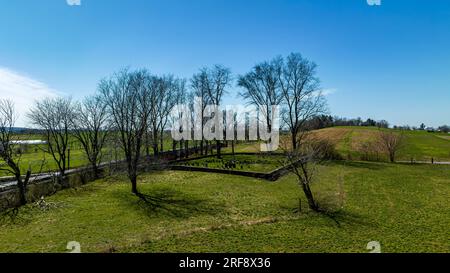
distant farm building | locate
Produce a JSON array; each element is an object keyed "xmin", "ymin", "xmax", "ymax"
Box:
[{"xmin": 9, "ymin": 140, "xmax": 47, "ymax": 154}]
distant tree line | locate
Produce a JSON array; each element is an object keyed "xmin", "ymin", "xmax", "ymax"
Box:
[
  {"xmin": 438, "ymin": 125, "xmax": 450, "ymax": 133},
  {"xmin": 303, "ymin": 115, "xmax": 390, "ymax": 130},
  {"xmin": 392, "ymin": 124, "xmax": 450, "ymax": 133},
  {"xmin": 303, "ymin": 115, "xmax": 450, "ymax": 134}
]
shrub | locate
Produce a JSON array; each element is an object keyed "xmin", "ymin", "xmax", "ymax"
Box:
[{"xmin": 307, "ymin": 139, "xmax": 343, "ymax": 160}]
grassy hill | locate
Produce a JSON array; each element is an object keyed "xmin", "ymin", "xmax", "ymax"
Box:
[{"xmin": 311, "ymin": 126, "xmax": 450, "ymax": 162}]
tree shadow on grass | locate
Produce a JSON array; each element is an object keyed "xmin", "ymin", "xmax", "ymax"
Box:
[
  {"xmin": 114, "ymin": 187, "xmax": 227, "ymax": 219},
  {"xmin": 317, "ymin": 209, "xmax": 376, "ymax": 229},
  {"xmin": 0, "ymin": 206, "xmax": 44, "ymax": 227}
]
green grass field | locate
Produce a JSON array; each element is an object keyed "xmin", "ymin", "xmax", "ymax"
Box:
[
  {"xmin": 312, "ymin": 126, "xmax": 450, "ymax": 162},
  {"xmin": 1, "ymin": 161, "xmax": 448, "ymax": 253}
]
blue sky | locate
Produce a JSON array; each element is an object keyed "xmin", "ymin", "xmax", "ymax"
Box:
[{"xmin": 0, "ymin": 0, "xmax": 449, "ymax": 127}]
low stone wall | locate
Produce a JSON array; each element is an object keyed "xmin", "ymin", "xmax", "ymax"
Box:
[
  {"xmin": 169, "ymin": 165, "xmax": 270, "ymax": 180},
  {"xmin": 167, "ymin": 164, "xmax": 293, "ymax": 182},
  {"xmin": 0, "ymin": 165, "xmax": 105, "ymax": 211},
  {"xmin": 168, "ymin": 153, "xmax": 294, "ymax": 182}
]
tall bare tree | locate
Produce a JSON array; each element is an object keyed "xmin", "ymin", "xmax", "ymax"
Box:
[
  {"xmin": 238, "ymin": 58, "xmax": 283, "ymax": 137},
  {"xmin": 168, "ymin": 78, "xmax": 188, "ymax": 158},
  {"xmin": 158, "ymin": 76, "xmax": 183, "ymax": 154},
  {"xmin": 147, "ymin": 75, "xmax": 163, "ymax": 156},
  {"xmin": 204, "ymin": 65, "xmax": 232, "ymax": 157},
  {"xmin": 279, "ymin": 53, "xmax": 327, "ymax": 149},
  {"xmin": 28, "ymin": 97, "xmax": 74, "ymax": 181},
  {"xmin": 71, "ymin": 95, "xmax": 109, "ymax": 178},
  {"xmin": 0, "ymin": 100, "xmax": 32, "ymax": 205},
  {"xmin": 143, "ymin": 75, "xmax": 182, "ymax": 156},
  {"xmin": 378, "ymin": 130, "xmax": 404, "ymax": 163},
  {"xmin": 191, "ymin": 69, "xmax": 211, "ymax": 155},
  {"xmin": 99, "ymin": 69, "xmax": 152, "ymax": 197}
]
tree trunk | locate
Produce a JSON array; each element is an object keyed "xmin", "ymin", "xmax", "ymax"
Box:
[
  {"xmin": 172, "ymin": 140, "xmax": 177, "ymax": 157},
  {"xmin": 185, "ymin": 140, "xmax": 189, "ymax": 158},
  {"xmin": 389, "ymin": 152, "xmax": 395, "ymax": 163},
  {"xmin": 152, "ymin": 131, "xmax": 159, "ymax": 156},
  {"xmin": 16, "ymin": 177, "xmax": 27, "ymax": 206},
  {"xmin": 160, "ymin": 131, "xmax": 164, "ymax": 152},
  {"xmin": 291, "ymin": 131, "xmax": 297, "ymax": 150},
  {"xmin": 301, "ymin": 180, "xmax": 319, "ymax": 212},
  {"xmin": 145, "ymin": 132, "xmax": 150, "ymax": 157},
  {"xmin": 216, "ymin": 140, "xmax": 221, "ymax": 158},
  {"xmin": 92, "ymin": 162, "xmax": 100, "ymax": 180},
  {"xmin": 231, "ymin": 141, "xmax": 235, "ymax": 157},
  {"xmin": 130, "ymin": 175, "xmax": 138, "ymax": 195}
]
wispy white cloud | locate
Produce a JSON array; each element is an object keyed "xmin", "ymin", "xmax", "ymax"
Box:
[
  {"xmin": 67, "ymin": 0, "xmax": 81, "ymax": 6},
  {"xmin": 312, "ymin": 88, "xmax": 337, "ymax": 97},
  {"xmin": 320, "ymin": 88, "xmax": 337, "ymax": 96},
  {"xmin": 0, "ymin": 67, "xmax": 60, "ymax": 127}
]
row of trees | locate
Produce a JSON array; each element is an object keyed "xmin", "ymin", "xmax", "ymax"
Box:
[
  {"xmin": 1, "ymin": 52, "xmax": 329, "ymax": 211},
  {"xmin": 390, "ymin": 123, "xmax": 449, "ymax": 132},
  {"xmin": 0, "ymin": 65, "xmax": 236, "ymax": 203},
  {"xmin": 0, "ymin": 69, "xmax": 188, "ymax": 204},
  {"xmin": 238, "ymin": 53, "xmax": 327, "ymax": 150},
  {"xmin": 305, "ymin": 115, "xmax": 390, "ymax": 130}
]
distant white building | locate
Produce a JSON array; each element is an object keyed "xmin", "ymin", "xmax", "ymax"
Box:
[
  {"xmin": 0, "ymin": 140, "xmax": 48, "ymax": 154},
  {"xmin": 9, "ymin": 140, "xmax": 47, "ymax": 145}
]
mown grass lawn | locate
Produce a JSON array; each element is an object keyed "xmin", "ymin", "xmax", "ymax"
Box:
[{"xmin": 0, "ymin": 161, "xmax": 449, "ymax": 253}]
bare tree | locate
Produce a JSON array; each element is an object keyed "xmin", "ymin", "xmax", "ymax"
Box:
[
  {"xmin": 28, "ymin": 97, "xmax": 74, "ymax": 181},
  {"xmin": 238, "ymin": 58, "xmax": 283, "ymax": 139},
  {"xmin": 99, "ymin": 69, "xmax": 152, "ymax": 197},
  {"xmin": 0, "ymin": 100, "xmax": 31, "ymax": 205},
  {"xmin": 282, "ymin": 134, "xmax": 340, "ymax": 212},
  {"xmin": 191, "ymin": 69, "xmax": 211, "ymax": 155},
  {"xmin": 142, "ymin": 75, "xmax": 183, "ymax": 157},
  {"xmin": 71, "ymin": 95, "xmax": 109, "ymax": 178},
  {"xmin": 282, "ymin": 136, "xmax": 320, "ymax": 212},
  {"xmin": 279, "ymin": 53, "xmax": 327, "ymax": 149},
  {"xmin": 168, "ymin": 79, "xmax": 188, "ymax": 158},
  {"xmin": 158, "ymin": 76, "xmax": 183, "ymax": 154},
  {"xmin": 146, "ymin": 75, "xmax": 163, "ymax": 156},
  {"xmin": 187, "ymin": 91, "xmax": 198, "ymax": 154},
  {"xmin": 208, "ymin": 65, "xmax": 231, "ymax": 157},
  {"xmin": 378, "ymin": 130, "xmax": 404, "ymax": 163}
]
